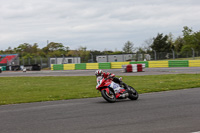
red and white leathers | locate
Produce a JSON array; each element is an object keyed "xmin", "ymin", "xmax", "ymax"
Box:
[
  {"xmin": 96, "ymin": 71, "xmax": 122, "ymax": 94},
  {"xmin": 102, "ymin": 72, "xmax": 115, "ymax": 79}
]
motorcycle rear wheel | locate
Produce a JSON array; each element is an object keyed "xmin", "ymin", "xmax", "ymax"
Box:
[
  {"xmin": 128, "ymin": 86, "xmax": 139, "ymax": 100},
  {"xmin": 101, "ymin": 90, "xmax": 116, "ymax": 103}
]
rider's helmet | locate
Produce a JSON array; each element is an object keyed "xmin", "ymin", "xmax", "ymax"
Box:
[{"xmin": 95, "ymin": 69, "xmax": 103, "ymax": 77}]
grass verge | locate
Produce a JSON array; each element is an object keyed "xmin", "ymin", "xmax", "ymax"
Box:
[{"xmin": 0, "ymin": 74, "xmax": 200, "ymax": 105}]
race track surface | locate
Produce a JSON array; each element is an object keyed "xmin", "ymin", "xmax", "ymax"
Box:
[
  {"xmin": 0, "ymin": 67, "xmax": 200, "ymax": 133},
  {"xmin": 0, "ymin": 88, "xmax": 200, "ymax": 133},
  {"xmin": 0, "ymin": 67, "xmax": 200, "ymax": 77}
]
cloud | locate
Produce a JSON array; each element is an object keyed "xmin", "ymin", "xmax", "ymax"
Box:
[{"xmin": 0, "ymin": 0, "xmax": 200, "ymax": 51}]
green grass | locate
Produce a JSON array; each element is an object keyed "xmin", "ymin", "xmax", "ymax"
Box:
[{"xmin": 0, "ymin": 74, "xmax": 200, "ymax": 105}]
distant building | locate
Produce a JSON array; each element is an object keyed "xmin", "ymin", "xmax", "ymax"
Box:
[
  {"xmin": 96, "ymin": 54, "xmax": 135, "ymax": 63},
  {"xmin": 0, "ymin": 54, "xmax": 19, "ymax": 66},
  {"xmin": 50, "ymin": 57, "xmax": 81, "ymax": 65}
]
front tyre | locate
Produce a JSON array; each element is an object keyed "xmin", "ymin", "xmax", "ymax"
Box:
[
  {"xmin": 101, "ymin": 90, "xmax": 116, "ymax": 103},
  {"xmin": 128, "ymin": 86, "xmax": 139, "ymax": 100}
]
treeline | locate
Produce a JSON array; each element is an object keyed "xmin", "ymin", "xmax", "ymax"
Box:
[
  {"xmin": 0, "ymin": 42, "xmax": 125, "ymax": 63},
  {"xmin": 141, "ymin": 26, "xmax": 200, "ymax": 55},
  {"xmin": 0, "ymin": 26, "xmax": 200, "ymax": 61}
]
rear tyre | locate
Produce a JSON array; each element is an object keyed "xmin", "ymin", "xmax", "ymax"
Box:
[
  {"xmin": 101, "ymin": 90, "xmax": 116, "ymax": 103},
  {"xmin": 128, "ymin": 86, "xmax": 139, "ymax": 100}
]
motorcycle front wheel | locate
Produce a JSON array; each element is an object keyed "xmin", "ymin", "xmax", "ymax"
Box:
[
  {"xmin": 101, "ymin": 90, "xmax": 116, "ymax": 103},
  {"xmin": 128, "ymin": 86, "xmax": 139, "ymax": 100}
]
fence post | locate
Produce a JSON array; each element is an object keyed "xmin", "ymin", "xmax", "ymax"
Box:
[
  {"xmin": 90, "ymin": 52, "xmax": 94, "ymax": 63},
  {"xmin": 40, "ymin": 56, "xmax": 43, "ymax": 69},
  {"xmin": 34, "ymin": 57, "xmax": 37, "ymax": 64},
  {"xmin": 171, "ymin": 49, "xmax": 175, "ymax": 59},
  {"xmin": 153, "ymin": 50, "xmax": 156, "ymax": 60},
  {"xmin": 191, "ymin": 48, "xmax": 195, "ymax": 59},
  {"xmin": 22, "ymin": 58, "xmax": 24, "ymax": 65},
  {"xmin": 62, "ymin": 54, "xmax": 65, "ymax": 64},
  {"xmin": 54, "ymin": 56, "xmax": 57, "ymax": 64},
  {"xmin": 48, "ymin": 56, "xmax": 50, "ymax": 68},
  {"xmin": 6, "ymin": 58, "xmax": 8, "ymax": 66}
]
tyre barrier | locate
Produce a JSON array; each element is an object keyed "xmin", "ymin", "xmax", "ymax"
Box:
[
  {"xmin": 130, "ymin": 61, "xmax": 149, "ymax": 68},
  {"xmin": 123, "ymin": 64, "xmax": 145, "ymax": 73}
]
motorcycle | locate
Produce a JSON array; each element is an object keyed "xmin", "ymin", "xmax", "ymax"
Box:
[{"xmin": 96, "ymin": 76, "xmax": 139, "ymax": 103}]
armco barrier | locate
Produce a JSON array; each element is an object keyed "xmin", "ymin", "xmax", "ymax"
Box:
[
  {"xmin": 53, "ymin": 64, "xmax": 64, "ymax": 70},
  {"xmin": 86, "ymin": 63, "xmax": 99, "ymax": 69},
  {"xmin": 111, "ymin": 62, "xmax": 129, "ymax": 69},
  {"xmin": 99, "ymin": 62, "xmax": 111, "ymax": 69},
  {"xmin": 51, "ymin": 64, "xmax": 54, "ymax": 70},
  {"xmin": 63, "ymin": 64, "xmax": 75, "ymax": 70},
  {"xmin": 130, "ymin": 61, "xmax": 149, "ymax": 68},
  {"xmin": 189, "ymin": 60, "xmax": 200, "ymax": 67},
  {"xmin": 169, "ymin": 60, "xmax": 189, "ymax": 67},
  {"xmin": 75, "ymin": 63, "xmax": 86, "ymax": 70},
  {"xmin": 149, "ymin": 61, "xmax": 168, "ymax": 68},
  {"xmin": 51, "ymin": 60, "xmax": 200, "ymax": 70}
]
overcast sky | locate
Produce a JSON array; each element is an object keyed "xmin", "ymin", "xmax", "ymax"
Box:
[{"xmin": 1, "ymin": 0, "xmax": 200, "ymax": 51}]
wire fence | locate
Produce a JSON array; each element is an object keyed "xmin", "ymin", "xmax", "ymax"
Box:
[
  {"xmin": 143, "ymin": 50, "xmax": 200, "ymax": 61},
  {"xmin": 19, "ymin": 57, "xmax": 50, "ymax": 69},
  {"xmin": 13, "ymin": 50, "xmax": 200, "ymax": 69}
]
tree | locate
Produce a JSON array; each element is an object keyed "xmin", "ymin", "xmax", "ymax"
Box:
[
  {"xmin": 182, "ymin": 26, "xmax": 195, "ymax": 46},
  {"xmin": 182, "ymin": 26, "xmax": 193, "ymax": 38},
  {"xmin": 180, "ymin": 26, "xmax": 199, "ymax": 54},
  {"xmin": 4, "ymin": 47, "xmax": 14, "ymax": 54},
  {"xmin": 41, "ymin": 42, "xmax": 69, "ymax": 57},
  {"xmin": 174, "ymin": 36, "xmax": 184, "ymax": 52},
  {"xmin": 15, "ymin": 43, "xmax": 32, "ymax": 53},
  {"xmin": 77, "ymin": 46, "xmax": 89, "ymax": 63},
  {"xmin": 141, "ymin": 38, "xmax": 153, "ymax": 52},
  {"xmin": 123, "ymin": 41, "xmax": 134, "ymax": 53},
  {"xmin": 167, "ymin": 32, "xmax": 175, "ymax": 50},
  {"xmin": 193, "ymin": 31, "xmax": 200, "ymax": 50},
  {"xmin": 43, "ymin": 42, "xmax": 65, "ymax": 52},
  {"xmin": 150, "ymin": 33, "xmax": 170, "ymax": 52},
  {"xmin": 32, "ymin": 43, "xmax": 39, "ymax": 54}
]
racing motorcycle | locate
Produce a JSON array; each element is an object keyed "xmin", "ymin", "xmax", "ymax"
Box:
[{"xmin": 96, "ymin": 76, "xmax": 139, "ymax": 103}]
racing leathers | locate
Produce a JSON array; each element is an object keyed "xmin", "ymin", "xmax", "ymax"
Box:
[{"xmin": 96, "ymin": 72, "xmax": 124, "ymax": 95}]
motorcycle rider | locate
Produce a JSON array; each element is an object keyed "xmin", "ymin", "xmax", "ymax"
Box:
[
  {"xmin": 95, "ymin": 69, "xmax": 122, "ymax": 85},
  {"xmin": 95, "ymin": 69, "xmax": 129, "ymax": 97}
]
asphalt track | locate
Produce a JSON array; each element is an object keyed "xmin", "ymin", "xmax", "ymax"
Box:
[
  {"xmin": 0, "ymin": 67, "xmax": 200, "ymax": 77},
  {"xmin": 0, "ymin": 88, "xmax": 200, "ymax": 133},
  {"xmin": 0, "ymin": 67, "xmax": 200, "ymax": 133}
]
